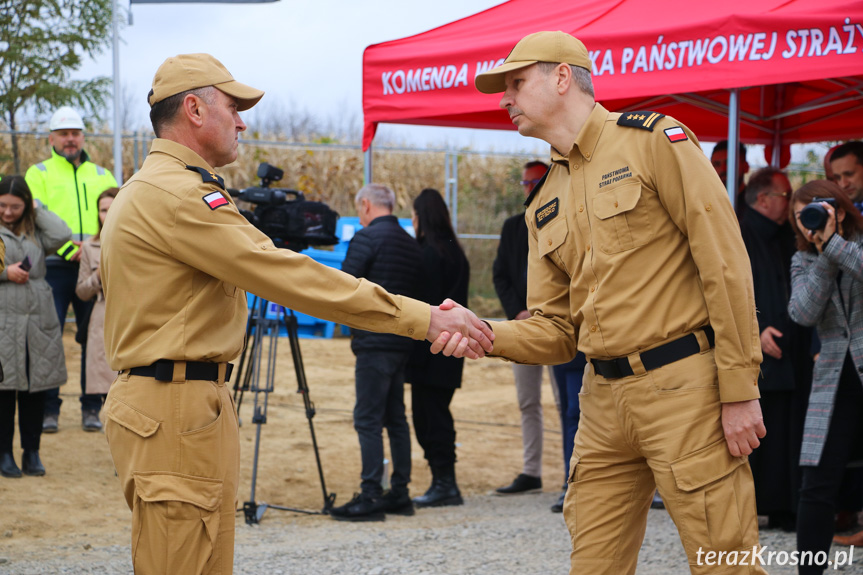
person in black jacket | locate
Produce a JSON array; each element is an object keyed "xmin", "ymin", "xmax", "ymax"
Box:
[
  {"xmin": 406, "ymin": 188, "xmax": 471, "ymax": 508},
  {"xmin": 332, "ymin": 183, "xmax": 424, "ymax": 521},
  {"xmin": 739, "ymin": 167, "xmax": 811, "ymax": 531},
  {"xmin": 492, "ymin": 161, "xmax": 565, "ymax": 499}
]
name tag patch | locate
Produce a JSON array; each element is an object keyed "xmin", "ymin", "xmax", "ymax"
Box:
[
  {"xmin": 664, "ymin": 127, "xmax": 688, "ymax": 143},
  {"xmin": 203, "ymin": 191, "xmax": 228, "ymax": 210},
  {"xmin": 535, "ymin": 198, "xmax": 559, "ymax": 229}
]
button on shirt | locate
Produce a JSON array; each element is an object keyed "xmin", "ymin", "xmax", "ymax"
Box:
[
  {"xmin": 101, "ymin": 139, "xmax": 430, "ymax": 370},
  {"xmin": 490, "ymin": 104, "xmax": 761, "ymax": 403}
]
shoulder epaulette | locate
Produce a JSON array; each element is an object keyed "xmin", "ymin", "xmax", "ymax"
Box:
[
  {"xmin": 524, "ymin": 169, "xmax": 550, "ymax": 207},
  {"xmin": 185, "ymin": 165, "xmax": 225, "ymax": 190},
  {"xmin": 617, "ymin": 111, "xmax": 665, "ymax": 132}
]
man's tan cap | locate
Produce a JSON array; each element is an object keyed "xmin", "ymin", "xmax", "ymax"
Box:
[
  {"xmin": 475, "ymin": 31, "xmax": 591, "ymax": 94},
  {"xmin": 148, "ymin": 53, "xmax": 264, "ymax": 111}
]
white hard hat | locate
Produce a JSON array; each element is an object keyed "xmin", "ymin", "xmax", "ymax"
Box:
[{"xmin": 49, "ymin": 106, "xmax": 84, "ymax": 131}]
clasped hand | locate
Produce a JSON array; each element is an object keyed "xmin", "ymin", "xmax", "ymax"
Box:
[
  {"xmin": 6, "ymin": 261, "xmax": 30, "ymax": 284},
  {"xmin": 426, "ymin": 299, "xmax": 494, "ymax": 359}
]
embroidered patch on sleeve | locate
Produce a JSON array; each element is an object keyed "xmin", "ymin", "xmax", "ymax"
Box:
[
  {"xmin": 203, "ymin": 191, "xmax": 228, "ymax": 210},
  {"xmin": 664, "ymin": 127, "xmax": 688, "ymax": 143},
  {"xmin": 535, "ymin": 198, "xmax": 559, "ymax": 229}
]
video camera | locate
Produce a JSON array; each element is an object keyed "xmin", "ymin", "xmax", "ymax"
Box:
[
  {"xmin": 230, "ymin": 163, "xmax": 339, "ymax": 251},
  {"xmin": 799, "ymin": 197, "xmax": 838, "ymax": 231}
]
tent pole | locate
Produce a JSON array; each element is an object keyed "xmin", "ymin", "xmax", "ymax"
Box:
[
  {"xmin": 727, "ymin": 88, "xmax": 740, "ymax": 208},
  {"xmin": 364, "ymin": 144, "xmax": 373, "ymax": 184},
  {"xmin": 771, "ymin": 86, "xmax": 784, "ymax": 167},
  {"xmin": 112, "ymin": 0, "xmax": 123, "ymax": 184}
]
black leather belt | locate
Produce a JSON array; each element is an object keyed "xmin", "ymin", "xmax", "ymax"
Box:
[
  {"xmin": 128, "ymin": 360, "xmax": 233, "ymax": 382},
  {"xmin": 590, "ymin": 326, "xmax": 715, "ymax": 379}
]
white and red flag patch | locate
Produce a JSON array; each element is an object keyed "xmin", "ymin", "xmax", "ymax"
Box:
[
  {"xmin": 664, "ymin": 127, "xmax": 688, "ymax": 143},
  {"xmin": 203, "ymin": 191, "xmax": 228, "ymax": 210}
]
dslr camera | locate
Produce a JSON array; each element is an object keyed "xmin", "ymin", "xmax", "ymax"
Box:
[
  {"xmin": 230, "ymin": 163, "xmax": 339, "ymax": 251},
  {"xmin": 798, "ymin": 197, "xmax": 837, "ymax": 231}
]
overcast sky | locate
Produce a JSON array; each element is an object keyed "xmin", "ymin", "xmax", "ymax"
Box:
[{"xmin": 73, "ymin": 0, "xmax": 548, "ymax": 154}]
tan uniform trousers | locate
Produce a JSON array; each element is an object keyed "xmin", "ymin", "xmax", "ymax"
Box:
[
  {"xmin": 104, "ymin": 365, "xmax": 239, "ymax": 575},
  {"xmin": 563, "ymin": 349, "xmax": 767, "ymax": 575}
]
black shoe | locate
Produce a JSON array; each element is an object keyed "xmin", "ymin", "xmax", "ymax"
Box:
[
  {"xmin": 495, "ymin": 473, "xmax": 542, "ymax": 495},
  {"xmin": 82, "ymin": 411, "xmax": 103, "ymax": 432},
  {"xmin": 42, "ymin": 414, "xmax": 59, "ymax": 434},
  {"xmin": 413, "ymin": 477, "xmax": 464, "ymax": 508},
  {"xmin": 329, "ymin": 493, "xmax": 385, "ymax": 522},
  {"xmin": 1, "ymin": 452, "xmax": 22, "ymax": 478},
  {"xmin": 21, "ymin": 450, "xmax": 45, "ymax": 477},
  {"xmin": 650, "ymin": 491, "xmax": 665, "ymax": 509},
  {"xmin": 551, "ymin": 490, "xmax": 566, "ymax": 513},
  {"xmin": 381, "ymin": 490, "xmax": 415, "ymax": 516}
]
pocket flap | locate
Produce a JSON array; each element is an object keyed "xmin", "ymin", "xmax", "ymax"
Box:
[
  {"xmin": 537, "ymin": 218, "xmax": 568, "ymax": 259},
  {"xmin": 593, "ymin": 182, "xmax": 641, "ymax": 220},
  {"xmin": 105, "ymin": 397, "xmax": 160, "ymax": 438},
  {"xmin": 670, "ymin": 438, "xmax": 747, "ymax": 492},
  {"xmin": 134, "ymin": 471, "xmax": 222, "ymax": 511}
]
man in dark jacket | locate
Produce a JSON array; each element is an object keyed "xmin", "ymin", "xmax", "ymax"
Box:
[
  {"xmin": 333, "ymin": 183, "xmax": 423, "ymax": 521},
  {"xmin": 740, "ymin": 167, "xmax": 811, "ymax": 531},
  {"xmin": 492, "ymin": 161, "xmax": 563, "ymax": 499}
]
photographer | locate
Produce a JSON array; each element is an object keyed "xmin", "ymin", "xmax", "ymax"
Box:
[
  {"xmin": 100, "ymin": 53, "xmax": 493, "ymax": 575},
  {"xmin": 788, "ymin": 180, "xmax": 863, "ymax": 574}
]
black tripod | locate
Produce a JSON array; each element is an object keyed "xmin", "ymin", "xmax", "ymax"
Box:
[{"xmin": 232, "ymin": 295, "xmax": 336, "ymax": 524}]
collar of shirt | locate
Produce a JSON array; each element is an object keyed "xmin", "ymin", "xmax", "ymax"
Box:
[
  {"xmin": 149, "ymin": 138, "xmax": 217, "ymax": 175},
  {"xmin": 549, "ymin": 103, "xmax": 609, "ymax": 165}
]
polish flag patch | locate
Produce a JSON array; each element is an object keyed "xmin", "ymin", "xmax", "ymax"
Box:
[
  {"xmin": 202, "ymin": 191, "xmax": 228, "ymax": 210},
  {"xmin": 664, "ymin": 127, "xmax": 688, "ymax": 143}
]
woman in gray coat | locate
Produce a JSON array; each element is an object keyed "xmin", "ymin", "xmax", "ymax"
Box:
[
  {"xmin": 788, "ymin": 179, "xmax": 863, "ymax": 574},
  {"xmin": 0, "ymin": 176, "xmax": 71, "ymax": 478}
]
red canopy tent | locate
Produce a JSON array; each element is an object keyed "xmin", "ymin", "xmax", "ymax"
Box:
[{"xmin": 362, "ymin": 0, "xmax": 863, "ymax": 160}]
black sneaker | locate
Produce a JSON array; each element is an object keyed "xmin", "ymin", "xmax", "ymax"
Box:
[
  {"xmin": 42, "ymin": 414, "xmax": 59, "ymax": 434},
  {"xmin": 329, "ymin": 493, "xmax": 385, "ymax": 522},
  {"xmin": 495, "ymin": 473, "xmax": 542, "ymax": 495},
  {"xmin": 381, "ymin": 490, "xmax": 415, "ymax": 516}
]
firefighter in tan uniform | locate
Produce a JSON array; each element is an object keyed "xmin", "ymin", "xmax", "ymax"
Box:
[
  {"xmin": 100, "ymin": 54, "xmax": 493, "ymax": 575},
  {"xmin": 465, "ymin": 32, "xmax": 768, "ymax": 574}
]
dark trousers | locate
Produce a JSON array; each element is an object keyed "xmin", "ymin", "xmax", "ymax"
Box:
[
  {"xmin": 354, "ymin": 350, "xmax": 412, "ymax": 497},
  {"xmin": 552, "ymin": 352, "xmax": 586, "ymax": 485},
  {"xmin": 797, "ymin": 355, "xmax": 863, "ymax": 575},
  {"xmin": 411, "ymin": 385, "xmax": 457, "ymax": 470},
  {"xmin": 0, "ymin": 390, "xmax": 46, "ymax": 452},
  {"xmin": 43, "ymin": 263, "xmax": 100, "ymax": 414}
]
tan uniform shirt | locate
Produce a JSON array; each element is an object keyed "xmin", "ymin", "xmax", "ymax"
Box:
[
  {"xmin": 490, "ymin": 104, "xmax": 762, "ymax": 403},
  {"xmin": 101, "ymin": 139, "xmax": 430, "ymax": 370}
]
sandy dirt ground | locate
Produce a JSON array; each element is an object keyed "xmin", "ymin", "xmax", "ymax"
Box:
[{"xmin": 0, "ymin": 331, "xmax": 566, "ymax": 563}]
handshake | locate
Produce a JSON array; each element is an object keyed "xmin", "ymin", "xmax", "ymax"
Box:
[{"xmin": 425, "ymin": 299, "xmax": 495, "ymax": 359}]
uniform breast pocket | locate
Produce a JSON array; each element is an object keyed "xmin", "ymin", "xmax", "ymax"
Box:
[
  {"xmin": 592, "ymin": 181, "xmax": 653, "ymax": 254},
  {"xmin": 537, "ymin": 217, "xmax": 569, "ymax": 271}
]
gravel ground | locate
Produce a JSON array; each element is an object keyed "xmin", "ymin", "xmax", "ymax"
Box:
[{"xmin": 3, "ymin": 491, "xmax": 863, "ymax": 575}]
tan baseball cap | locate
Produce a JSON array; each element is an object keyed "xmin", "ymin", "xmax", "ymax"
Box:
[
  {"xmin": 475, "ymin": 31, "xmax": 591, "ymax": 94},
  {"xmin": 148, "ymin": 53, "xmax": 264, "ymax": 111}
]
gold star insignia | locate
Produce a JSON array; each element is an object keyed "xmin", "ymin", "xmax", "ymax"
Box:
[
  {"xmin": 638, "ymin": 114, "xmax": 646, "ymax": 120},
  {"xmin": 627, "ymin": 114, "xmax": 634, "ymax": 120}
]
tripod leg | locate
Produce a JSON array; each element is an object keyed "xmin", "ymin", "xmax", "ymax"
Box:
[{"xmin": 282, "ymin": 308, "xmax": 336, "ymax": 513}]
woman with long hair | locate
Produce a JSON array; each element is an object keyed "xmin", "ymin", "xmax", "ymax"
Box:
[
  {"xmin": 787, "ymin": 179, "xmax": 863, "ymax": 574},
  {"xmin": 0, "ymin": 176, "xmax": 71, "ymax": 477},
  {"xmin": 75, "ymin": 188, "xmax": 120, "ymax": 410},
  {"xmin": 406, "ymin": 188, "xmax": 470, "ymax": 508}
]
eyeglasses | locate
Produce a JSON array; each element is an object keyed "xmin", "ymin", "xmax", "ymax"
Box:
[{"xmin": 520, "ymin": 178, "xmax": 542, "ymax": 186}]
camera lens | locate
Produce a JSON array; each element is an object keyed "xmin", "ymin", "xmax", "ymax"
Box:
[{"xmin": 799, "ymin": 203, "xmax": 828, "ymax": 231}]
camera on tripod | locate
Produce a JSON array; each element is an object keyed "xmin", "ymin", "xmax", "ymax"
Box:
[{"xmin": 230, "ymin": 163, "xmax": 340, "ymax": 251}]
